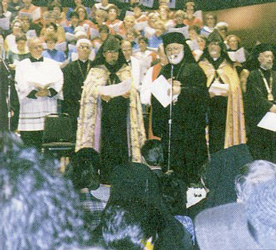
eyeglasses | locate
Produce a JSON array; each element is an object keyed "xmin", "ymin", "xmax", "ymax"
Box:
[{"xmin": 79, "ymin": 45, "xmax": 90, "ymax": 49}]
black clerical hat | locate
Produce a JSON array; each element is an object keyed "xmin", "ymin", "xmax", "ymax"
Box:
[
  {"xmin": 253, "ymin": 43, "xmax": 273, "ymax": 56},
  {"xmin": 207, "ymin": 29, "xmax": 223, "ymax": 45},
  {"xmin": 162, "ymin": 32, "xmax": 185, "ymax": 48},
  {"xmin": 102, "ymin": 35, "xmax": 120, "ymax": 52}
]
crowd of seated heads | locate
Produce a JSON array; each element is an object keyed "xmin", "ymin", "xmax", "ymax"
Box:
[
  {"xmin": 0, "ymin": 131, "xmax": 94, "ymax": 249},
  {"xmin": 235, "ymin": 160, "xmax": 276, "ymax": 203}
]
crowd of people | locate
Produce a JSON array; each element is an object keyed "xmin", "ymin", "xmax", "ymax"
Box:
[{"xmin": 1, "ymin": 0, "xmax": 276, "ymax": 249}]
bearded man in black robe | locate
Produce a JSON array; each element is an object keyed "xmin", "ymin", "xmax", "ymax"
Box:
[
  {"xmin": 245, "ymin": 43, "xmax": 276, "ymax": 162},
  {"xmin": 151, "ymin": 32, "xmax": 209, "ymax": 184},
  {"xmin": 76, "ymin": 35, "xmax": 145, "ymax": 184}
]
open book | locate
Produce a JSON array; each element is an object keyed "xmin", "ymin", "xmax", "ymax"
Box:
[
  {"xmin": 168, "ymin": 26, "xmax": 189, "ymax": 40},
  {"xmin": 31, "ymin": 82, "xmax": 52, "ymax": 90},
  {"xmin": 227, "ymin": 47, "xmax": 246, "ymax": 63},
  {"xmin": 257, "ymin": 112, "xmax": 276, "ymax": 132}
]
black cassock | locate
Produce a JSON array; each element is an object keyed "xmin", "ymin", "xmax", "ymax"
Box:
[
  {"xmin": 152, "ymin": 59, "xmax": 209, "ymax": 183},
  {"xmin": 245, "ymin": 68, "xmax": 276, "ymax": 162},
  {"xmin": 62, "ymin": 59, "xmax": 93, "ymax": 140}
]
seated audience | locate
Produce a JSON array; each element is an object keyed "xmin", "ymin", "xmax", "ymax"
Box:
[
  {"xmin": 94, "ymin": 162, "xmax": 194, "ymax": 249},
  {"xmin": 235, "ymin": 160, "xmax": 276, "ymax": 203},
  {"xmin": 0, "ymin": 131, "xmax": 94, "ymax": 249},
  {"xmin": 64, "ymin": 148, "xmax": 105, "ymax": 231},
  {"xmin": 195, "ymin": 178, "xmax": 276, "ymax": 250}
]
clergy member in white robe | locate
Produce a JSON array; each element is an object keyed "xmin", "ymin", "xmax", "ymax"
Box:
[{"xmin": 15, "ymin": 37, "xmax": 63, "ymax": 148}]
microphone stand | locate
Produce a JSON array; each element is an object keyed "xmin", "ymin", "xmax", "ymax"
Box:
[
  {"xmin": 167, "ymin": 64, "xmax": 174, "ymax": 171},
  {"xmin": 0, "ymin": 54, "xmax": 13, "ymax": 131}
]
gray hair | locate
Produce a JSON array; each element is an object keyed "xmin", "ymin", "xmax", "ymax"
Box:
[
  {"xmin": 235, "ymin": 160, "xmax": 276, "ymax": 203},
  {"xmin": 76, "ymin": 38, "xmax": 92, "ymax": 48}
]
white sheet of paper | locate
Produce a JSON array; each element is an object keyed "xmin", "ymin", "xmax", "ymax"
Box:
[
  {"xmin": 130, "ymin": 56, "xmax": 141, "ymax": 89},
  {"xmin": 150, "ymin": 75, "xmax": 175, "ymax": 108},
  {"xmin": 90, "ymin": 28, "xmax": 99, "ymax": 40},
  {"xmin": 125, "ymin": 10, "xmax": 134, "ymax": 16},
  {"xmin": 98, "ymin": 78, "xmax": 132, "ymax": 97},
  {"xmin": 65, "ymin": 32, "xmax": 76, "ymax": 42},
  {"xmin": 209, "ymin": 82, "xmax": 229, "ymax": 96},
  {"xmin": 32, "ymin": 7, "xmax": 41, "ymax": 21},
  {"xmin": 0, "ymin": 17, "xmax": 10, "ymax": 30},
  {"xmin": 26, "ymin": 29, "xmax": 37, "ymax": 38},
  {"xmin": 71, "ymin": 52, "xmax": 78, "ymax": 61},
  {"xmin": 194, "ymin": 10, "xmax": 203, "ymax": 20},
  {"xmin": 168, "ymin": 26, "xmax": 189, "ymax": 39},
  {"xmin": 257, "ymin": 112, "xmax": 276, "ymax": 132},
  {"xmin": 134, "ymin": 21, "xmax": 148, "ymax": 31},
  {"xmin": 68, "ymin": 44, "xmax": 76, "ymax": 51},
  {"xmin": 55, "ymin": 42, "xmax": 67, "ymax": 51}
]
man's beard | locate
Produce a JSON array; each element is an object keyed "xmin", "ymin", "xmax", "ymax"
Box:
[
  {"xmin": 168, "ymin": 50, "xmax": 184, "ymax": 65},
  {"xmin": 262, "ymin": 62, "xmax": 273, "ymax": 70}
]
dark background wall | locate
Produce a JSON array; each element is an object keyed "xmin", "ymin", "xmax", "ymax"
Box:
[{"xmin": 205, "ymin": 2, "xmax": 276, "ymax": 48}]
